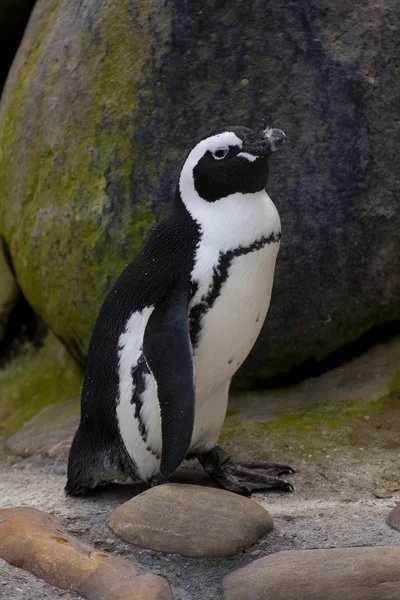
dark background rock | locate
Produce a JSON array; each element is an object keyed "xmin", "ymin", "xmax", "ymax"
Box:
[
  {"xmin": 0, "ymin": 0, "xmax": 399, "ymax": 385},
  {"xmin": 0, "ymin": 0, "xmax": 36, "ymax": 94}
]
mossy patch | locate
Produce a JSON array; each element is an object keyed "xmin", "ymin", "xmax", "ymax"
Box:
[
  {"xmin": 0, "ymin": 332, "xmax": 83, "ymax": 435},
  {"xmin": 221, "ymin": 393, "xmax": 393, "ymax": 464}
]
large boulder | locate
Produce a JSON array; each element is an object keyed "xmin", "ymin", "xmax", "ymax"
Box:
[
  {"xmin": 0, "ymin": 0, "xmax": 399, "ymax": 384},
  {"xmin": 0, "ymin": 0, "xmax": 159, "ymax": 365}
]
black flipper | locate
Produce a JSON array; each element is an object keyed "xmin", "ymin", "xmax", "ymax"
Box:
[{"xmin": 143, "ymin": 280, "xmax": 195, "ymax": 478}]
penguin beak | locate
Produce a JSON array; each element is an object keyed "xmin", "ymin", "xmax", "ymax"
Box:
[
  {"xmin": 240, "ymin": 128, "xmax": 287, "ymax": 159},
  {"xmin": 263, "ymin": 128, "xmax": 287, "ymax": 152}
]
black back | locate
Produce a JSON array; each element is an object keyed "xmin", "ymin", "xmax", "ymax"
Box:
[
  {"xmin": 66, "ymin": 191, "xmax": 200, "ymax": 493},
  {"xmin": 82, "ymin": 191, "xmax": 200, "ymax": 424}
]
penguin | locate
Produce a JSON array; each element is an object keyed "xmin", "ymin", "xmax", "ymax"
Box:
[{"xmin": 66, "ymin": 125, "xmax": 295, "ymax": 497}]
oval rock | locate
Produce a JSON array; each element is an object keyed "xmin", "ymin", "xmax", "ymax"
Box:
[
  {"xmin": 107, "ymin": 483, "xmax": 273, "ymax": 558},
  {"xmin": 223, "ymin": 547, "xmax": 400, "ymax": 600}
]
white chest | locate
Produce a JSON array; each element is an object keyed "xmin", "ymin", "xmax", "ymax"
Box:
[
  {"xmin": 187, "ymin": 189, "xmax": 281, "ymax": 399},
  {"xmin": 190, "ymin": 239, "xmax": 280, "ymax": 398}
]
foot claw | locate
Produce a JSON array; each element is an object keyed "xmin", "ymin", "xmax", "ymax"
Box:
[
  {"xmin": 274, "ymin": 466, "xmax": 296, "ymax": 477},
  {"xmin": 283, "ymin": 466, "xmax": 296, "ymax": 475},
  {"xmin": 280, "ymin": 480, "xmax": 296, "ymax": 492},
  {"xmin": 240, "ymin": 462, "xmax": 296, "ymax": 476}
]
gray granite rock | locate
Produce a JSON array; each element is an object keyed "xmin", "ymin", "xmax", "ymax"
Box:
[
  {"xmin": 223, "ymin": 547, "xmax": 400, "ymax": 600},
  {"xmin": 107, "ymin": 483, "xmax": 273, "ymax": 557}
]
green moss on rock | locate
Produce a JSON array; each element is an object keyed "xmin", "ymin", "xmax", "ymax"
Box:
[
  {"xmin": 0, "ymin": 332, "xmax": 83, "ymax": 434},
  {"xmin": 0, "ymin": 0, "xmax": 164, "ymax": 362},
  {"xmin": 221, "ymin": 394, "xmax": 390, "ymax": 463}
]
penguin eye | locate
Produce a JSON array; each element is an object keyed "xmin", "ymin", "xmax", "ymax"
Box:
[{"xmin": 212, "ymin": 147, "xmax": 229, "ymax": 160}]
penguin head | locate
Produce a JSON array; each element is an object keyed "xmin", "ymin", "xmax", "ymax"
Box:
[{"xmin": 179, "ymin": 126, "xmax": 286, "ymax": 203}]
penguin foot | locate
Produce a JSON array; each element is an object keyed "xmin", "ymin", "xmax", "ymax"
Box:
[
  {"xmin": 150, "ymin": 474, "xmax": 169, "ymax": 487},
  {"xmin": 197, "ymin": 446, "xmax": 295, "ymax": 496}
]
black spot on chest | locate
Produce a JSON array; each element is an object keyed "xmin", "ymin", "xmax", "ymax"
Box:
[{"xmin": 188, "ymin": 232, "xmax": 281, "ymax": 348}]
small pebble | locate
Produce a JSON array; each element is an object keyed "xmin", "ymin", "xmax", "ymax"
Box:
[{"xmin": 373, "ymin": 488, "xmax": 393, "ymax": 499}]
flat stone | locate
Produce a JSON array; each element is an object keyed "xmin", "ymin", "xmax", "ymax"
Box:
[
  {"xmin": 374, "ymin": 487, "xmax": 393, "ymax": 499},
  {"xmin": 6, "ymin": 396, "xmax": 80, "ymax": 457},
  {"xmin": 107, "ymin": 483, "xmax": 273, "ymax": 558},
  {"xmin": 0, "ymin": 507, "xmax": 173, "ymax": 600},
  {"xmin": 223, "ymin": 547, "xmax": 400, "ymax": 600},
  {"xmin": 387, "ymin": 504, "xmax": 400, "ymax": 531}
]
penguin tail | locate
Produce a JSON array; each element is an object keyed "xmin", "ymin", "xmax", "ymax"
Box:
[
  {"xmin": 65, "ymin": 425, "xmax": 98, "ymax": 495},
  {"xmin": 65, "ymin": 423, "xmax": 129, "ymax": 496}
]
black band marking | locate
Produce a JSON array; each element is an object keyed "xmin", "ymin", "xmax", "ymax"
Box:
[
  {"xmin": 130, "ymin": 355, "xmax": 150, "ymax": 439},
  {"xmin": 189, "ymin": 232, "xmax": 281, "ymax": 348},
  {"xmin": 129, "ymin": 355, "xmax": 163, "ymax": 460}
]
